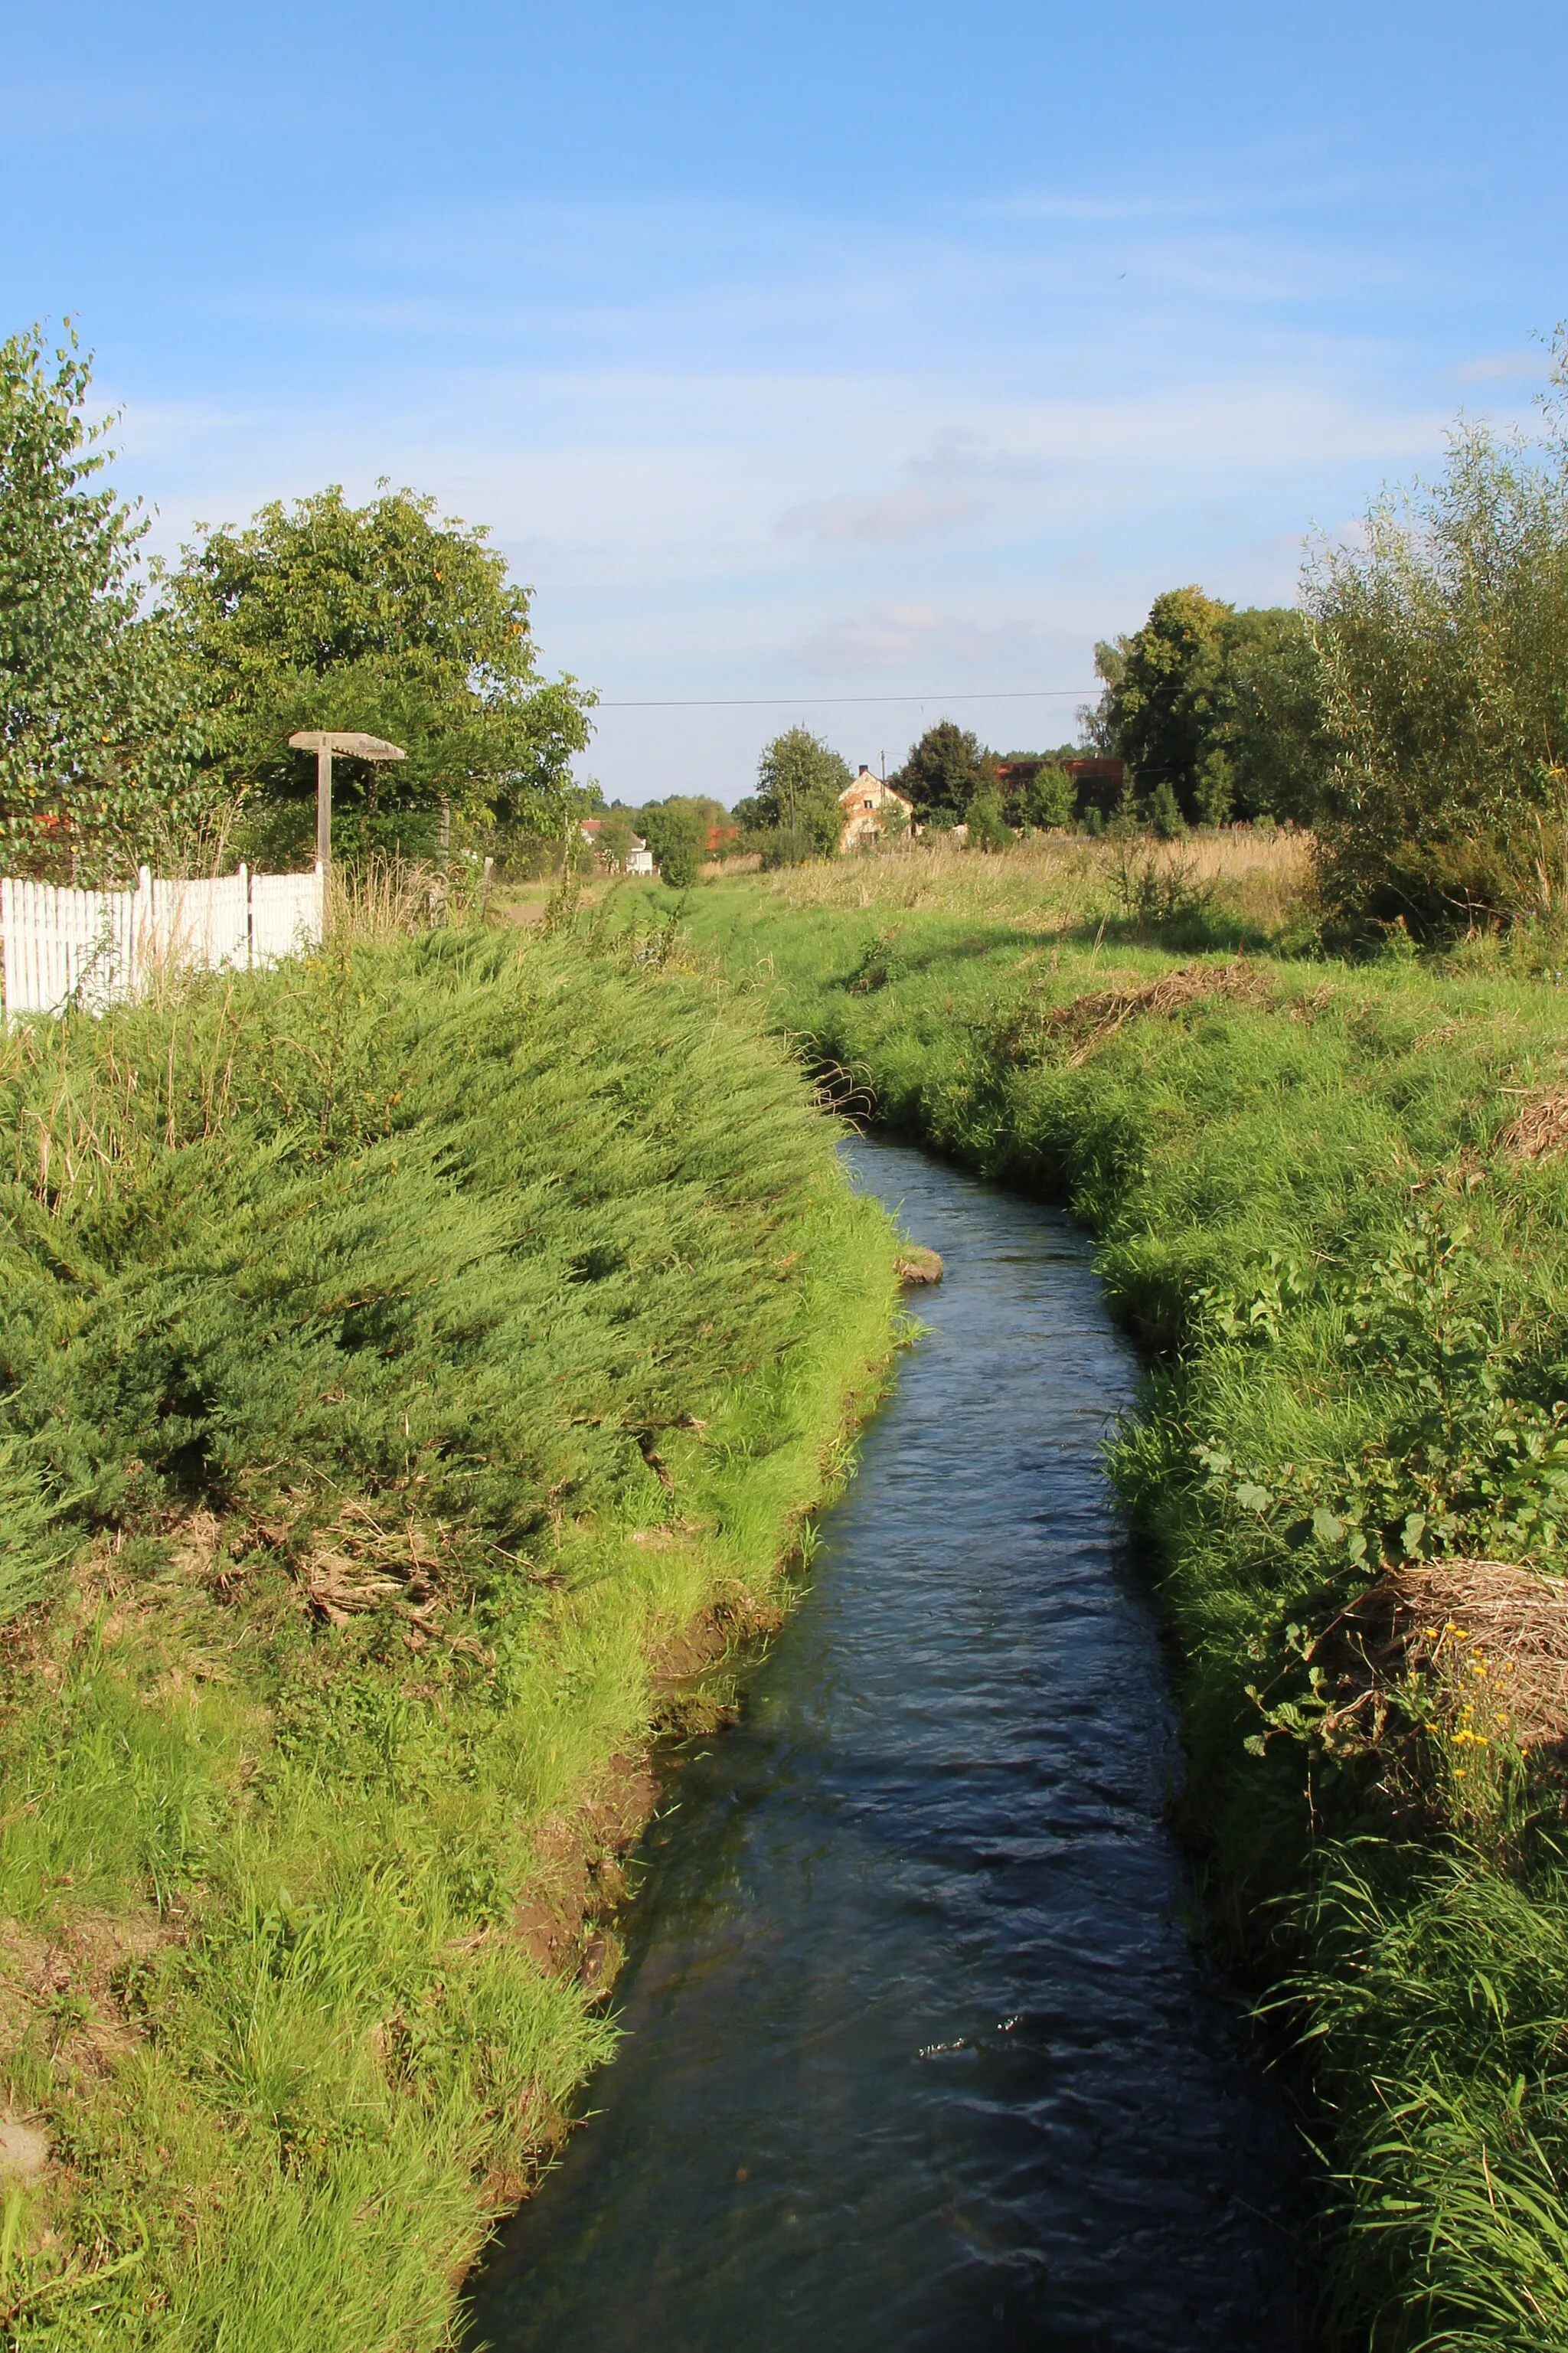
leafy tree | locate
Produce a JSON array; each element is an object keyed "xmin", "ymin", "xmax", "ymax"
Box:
[
  {"xmin": 1147, "ymin": 778, "xmax": 1187, "ymax": 838},
  {"xmin": 593, "ymin": 807, "xmax": 636, "ymax": 870},
  {"xmin": 1088, "ymin": 591, "xmax": 1328, "ymax": 825},
  {"xmin": 0, "ymin": 325, "xmax": 204, "ymax": 877},
  {"xmin": 752, "ymin": 727, "xmax": 851, "ymax": 856},
  {"xmin": 1217, "ymin": 606, "xmax": 1329, "ymax": 821},
  {"xmin": 890, "ymin": 720, "xmax": 992, "ymax": 823},
  {"xmin": 965, "ymin": 783, "xmax": 1013, "ymax": 851},
  {"xmin": 878, "ymin": 792, "xmax": 911, "ymax": 842},
  {"xmin": 1026, "ymin": 762, "xmax": 1077, "ymax": 828},
  {"xmin": 1307, "ymin": 388, "xmax": 1568, "ymax": 932},
  {"xmin": 1090, "ymin": 587, "xmax": 1229, "ymax": 818},
  {"xmin": 165, "ymin": 484, "xmax": 593, "ymax": 864},
  {"xmin": 638, "ymin": 796, "xmax": 720, "ymax": 886}
]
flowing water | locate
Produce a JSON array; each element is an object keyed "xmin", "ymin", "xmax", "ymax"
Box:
[{"xmin": 468, "ymin": 1139, "xmax": 1314, "ymax": 2351}]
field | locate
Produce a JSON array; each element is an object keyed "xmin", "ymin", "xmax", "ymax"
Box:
[
  {"xmin": 0, "ymin": 913, "xmax": 900, "ymax": 2349},
  {"xmin": 678, "ymin": 835, "xmax": 1568, "ymax": 2351}
]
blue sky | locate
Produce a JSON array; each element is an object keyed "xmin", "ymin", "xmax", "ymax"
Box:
[{"xmin": 2, "ymin": 0, "xmax": 1563, "ymax": 801}]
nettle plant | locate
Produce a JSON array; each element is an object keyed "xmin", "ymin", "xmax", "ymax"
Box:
[{"xmin": 1194, "ymin": 1202, "xmax": 1568, "ymax": 1579}]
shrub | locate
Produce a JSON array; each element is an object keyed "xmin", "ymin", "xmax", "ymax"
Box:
[
  {"xmin": 1308, "ymin": 358, "xmax": 1568, "ymax": 936},
  {"xmin": 964, "ymin": 783, "xmax": 1013, "ymax": 852}
]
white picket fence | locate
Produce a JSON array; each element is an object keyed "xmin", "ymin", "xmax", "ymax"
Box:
[{"xmin": 0, "ymin": 864, "xmax": 325, "ymax": 1022}]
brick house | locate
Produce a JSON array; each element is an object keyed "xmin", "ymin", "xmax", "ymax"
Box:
[{"xmin": 838, "ymin": 766, "xmax": 913, "ymax": 851}]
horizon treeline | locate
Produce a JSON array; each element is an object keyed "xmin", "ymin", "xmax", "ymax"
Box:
[
  {"xmin": 8, "ymin": 315, "xmax": 1568, "ymax": 936},
  {"xmin": 0, "ymin": 324, "xmax": 596, "ymax": 884}
]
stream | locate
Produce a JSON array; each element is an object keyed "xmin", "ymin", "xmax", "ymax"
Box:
[{"xmin": 466, "ymin": 1137, "xmax": 1314, "ymax": 2351}]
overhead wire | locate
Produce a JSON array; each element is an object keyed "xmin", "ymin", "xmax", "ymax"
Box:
[{"xmin": 595, "ymin": 686, "xmax": 1099, "ymax": 709}]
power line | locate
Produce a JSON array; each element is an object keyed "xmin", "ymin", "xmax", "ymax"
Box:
[{"xmin": 596, "ymin": 685, "xmax": 1098, "ymax": 710}]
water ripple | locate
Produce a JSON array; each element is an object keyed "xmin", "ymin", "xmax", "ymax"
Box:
[{"xmin": 467, "ymin": 1139, "xmax": 1314, "ymax": 2352}]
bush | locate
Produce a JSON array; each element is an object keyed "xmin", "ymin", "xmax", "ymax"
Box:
[
  {"xmin": 1146, "ymin": 779, "xmax": 1187, "ymax": 838},
  {"xmin": 964, "ymin": 783, "xmax": 1013, "ymax": 852},
  {"xmin": 1026, "ymin": 763, "xmax": 1077, "ymax": 829},
  {"xmin": 1308, "ymin": 359, "xmax": 1568, "ymax": 936}
]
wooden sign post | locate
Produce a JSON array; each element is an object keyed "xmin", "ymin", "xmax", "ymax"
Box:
[{"xmin": 287, "ymin": 731, "xmax": 407, "ymax": 873}]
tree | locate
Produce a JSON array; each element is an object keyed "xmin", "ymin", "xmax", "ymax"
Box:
[
  {"xmin": 1147, "ymin": 779, "xmax": 1187, "ymax": 838},
  {"xmin": 890, "ymin": 720, "xmax": 992, "ymax": 823},
  {"xmin": 1026, "ymin": 762, "xmax": 1077, "ymax": 829},
  {"xmin": 0, "ymin": 325, "xmax": 204, "ymax": 877},
  {"xmin": 1089, "ymin": 587, "xmax": 1229, "ymax": 819},
  {"xmin": 751, "ymin": 727, "xmax": 851, "ymax": 856},
  {"xmin": 594, "ymin": 808, "xmax": 636, "ymax": 870},
  {"xmin": 1086, "ymin": 590, "xmax": 1328, "ymax": 825},
  {"xmin": 1217, "ymin": 606, "xmax": 1330, "ymax": 822},
  {"xmin": 165, "ymin": 484, "xmax": 593, "ymax": 864},
  {"xmin": 640, "ymin": 799, "xmax": 708, "ymax": 887},
  {"xmin": 965, "ymin": 783, "xmax": 1013, "ymax": 851},
  {"xmin": 1306, "ymin": 387, "xmax": 1568, "ymax": 932}
]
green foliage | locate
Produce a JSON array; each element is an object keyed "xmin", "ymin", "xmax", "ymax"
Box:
[
  {"xmin": 637, "ymin": 794, "xmax": 725, "ymax": 885},
  {"xmin": 750, "ymin": 727, "xmax": 851, "ymax": 858},
  {"xmin": 889, "ymin": 720, "xmax": 993, "ymax": 823},
  {"xmin": 963, "ymin": 783, "xmax": 1012, "ymax": 852},
  {"xmin": 1090, "ymin": 589, "xmax": 1328, "ymax": 826},
  {"xmin": 682, "ymin": 864, "xmax": 1568, "ymax": 2347},
  {"xmin": 593, "ymin": 807, "xmax": 637, "ymax": 870},
  {"xmin": 0, "ymin": 921, "xmax": 897, "ymax": 2347},
  {"xmin": 1026, "ymin": 762, "xmax": 1077, "ymax": 829},
  {"xmin": 1146, "ymin": 778, "xmax": 1187, "ymax": 838},
  {"xmin": 1307, "ymin": 380, "xmax": 1568, "ymax": 936},
  {"xmin": 0, "ymin": 325, "xmax": 206, "ymax": 877},
  {"xmin": 165, "ymin": 484, "xmax": 594, "ymax": 866}
]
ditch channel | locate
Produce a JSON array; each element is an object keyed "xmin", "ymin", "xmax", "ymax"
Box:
[{"xmin": 466, "ymin": 1136, "xmax": 1314, "ymax": 2351}]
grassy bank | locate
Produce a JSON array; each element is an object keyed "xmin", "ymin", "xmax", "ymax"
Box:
[
  {"xmin": 0, "ymin": 920, "xmax": 900, "ymax": 2348},
  {"xmin": 678, "ymin": 840, "xmax": 1568, "ymax": 2350}
]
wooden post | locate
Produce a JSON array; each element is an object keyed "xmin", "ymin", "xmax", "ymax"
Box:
[{"xmin": 289, "ymin": 731, "xmax": 404, "ymax": 895}]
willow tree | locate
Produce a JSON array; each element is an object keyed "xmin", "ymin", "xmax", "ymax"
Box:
[
  {"xmin": 1307, "ymin": 381, "xmax": 1568, "ymax": 933},
  {"xmin": 0, "ymin": 325, "xmax": 203, "ymax": 877},
  {"xmin": 166, "ymin": 485, "xmax": 595, "ymax": 864}
]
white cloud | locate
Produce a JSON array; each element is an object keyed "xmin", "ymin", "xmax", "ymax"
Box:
[
  {"xmin": 1452, "ymin": 349, "xmax": 1546, "ymax": 383},
  {"xmin": 96, "ymin": 182, "xmax": 1518, "ymax": 801},
  {"xmin": 777, "ymin": 485, "xmax": 978, "ymax": 542}
]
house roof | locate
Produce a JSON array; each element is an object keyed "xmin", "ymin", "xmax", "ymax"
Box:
[{"xmin": 838, "ymin": 776, "xmax": 911, "ymax": 807}]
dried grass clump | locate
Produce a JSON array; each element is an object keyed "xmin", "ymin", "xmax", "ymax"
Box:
[
  {"xmin": 1498, "ymin": 1089, "xmax": 1568, "ymax": 1161},
  {"xmin": 1314, "ymin": 1560, "xmax": 1568, "ymax": 1756},
  {"xmin": 1008, "ymin": 958, "xmax": 1273, "ymax": 1067}
]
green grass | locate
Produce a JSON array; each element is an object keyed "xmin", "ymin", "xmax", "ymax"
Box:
[
  {"xmin": 0, "ymin": 918, "xmax": 900, "ymax": 2348},
  {"xmin": 678, "ymin": 855, "xmax": 1568, "ymax": 2350}
]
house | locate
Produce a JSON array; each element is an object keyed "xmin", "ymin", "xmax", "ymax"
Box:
[
  {"xmin": 992, "ymin": 755, "xmax": 1125, "ymax": 821},
  {"xmin": 580, "ymin": 818, "xmax": 655, "ymax": 875},
  {"xmin": 838, "ymin": 766, "xmax": 913, "ymax": 852}
]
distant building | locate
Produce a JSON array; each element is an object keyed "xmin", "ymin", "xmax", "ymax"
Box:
[
  {"xmin": 993, "ymin": 755, "xmax": 1125, "ymax": 820},
  {"xmin": 839, "ymin": 766, "xmax": 913, "ymax": 852},
  {"xmin": 581, "ymin": 817, "xmax": 655, "ymax": 875}
]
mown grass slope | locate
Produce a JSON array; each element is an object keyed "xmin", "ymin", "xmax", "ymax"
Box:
[
  {"xmin": 0, "ymin": 920, "xmax": 899, "ymax": 2349},
  {"xmin": 681, "ymin": 845, "xmax": 1568, "ymax": 2351}
]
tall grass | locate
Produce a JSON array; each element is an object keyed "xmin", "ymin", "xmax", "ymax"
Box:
[
  {"xmin": 681, "ymin": 856, "xmax": 1568, "ymax": 2348},
  {"xmin": 0, "ymin": 913, "xmax": 900, "ymax": 2348},
  {"xmin": 753, "ymin": 825, "xmax": 1315, "ymax": 948}
]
